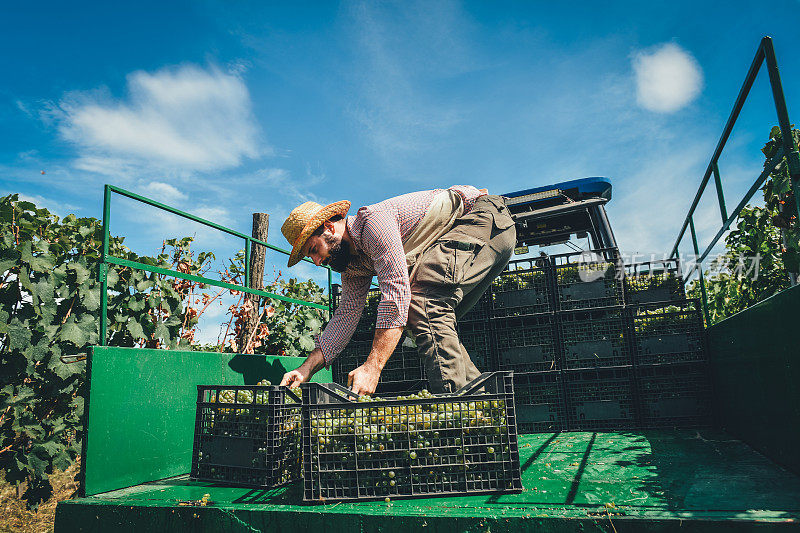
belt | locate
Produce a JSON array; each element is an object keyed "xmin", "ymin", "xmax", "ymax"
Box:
[{"xmin": 443, "ymin": 240, "xmax": 479, "ymax": 251}]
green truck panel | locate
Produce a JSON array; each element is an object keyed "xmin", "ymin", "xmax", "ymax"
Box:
[
  {"xmin": 81, "ymin": 347, "xmax": 331, "ymax": 497},
  {"xmin": 708, "ymin": 283, "xmax": 800, "ymax": 475}
]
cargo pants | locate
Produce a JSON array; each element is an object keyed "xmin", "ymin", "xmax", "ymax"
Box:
[{"xmin": 407, "ymin": 195, "xmax": 516, "ymax": 393}]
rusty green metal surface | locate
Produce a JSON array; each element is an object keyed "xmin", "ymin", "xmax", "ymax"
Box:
[
  {"xmin": 81, "ymin": 347, "xmax": 331, "ymax": 498},
  {"xmin": 707, "ymin": 284, "xmax": 800, "ymax": 475},
  {"xmin": 58, "ymin": 430, "xmax": 800, "ymax": 532}
]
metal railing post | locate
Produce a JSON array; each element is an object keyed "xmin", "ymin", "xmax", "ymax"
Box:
[
  {"xmin": 689, "ymin": 217, "xmax": 711, "ymax": 325},
  {"xmin": 763, "ymin": 36, "xmax": 800, "ymax": 229},
  {"xmin": 712, "ymin": 161, "xmax": 728, "ymax": 223},
  {"xmin": 99, "ymin": 185, "xmax": 111, "ymax": 346}
]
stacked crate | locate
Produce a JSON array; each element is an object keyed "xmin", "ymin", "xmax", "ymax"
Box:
[
  {"xmin": 499, "ymin": 249, "xmax": 631, "ymax": 432},
  {"xmin": 330, "ymin": 251, "xmax": 709, "ymax": 431},
  {"xmin": 624, "ymin": 258, "xmax": 685, "ymax": 305},
  {"xmin": 553, "ymin": 249, "xmax": 630, "ymax": 430},
  {"xmin": 624, "ymin": 259, "xmax": 708, "ymax": 428},
  {"xmin": 491, "ymin": 257, "xmax": 559, "ymax": 431},
  {"xmin": 190, "ymin": 385, "xmax": 302, "ymax": 488},
  {"xmin": 627, "ymin": 297, "xmax": 710, "ymax": 427}
]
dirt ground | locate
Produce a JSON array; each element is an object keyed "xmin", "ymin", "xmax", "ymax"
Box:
[{"xmin": 0, "ymin": 462, "xmax": 79, "ymax": 533}]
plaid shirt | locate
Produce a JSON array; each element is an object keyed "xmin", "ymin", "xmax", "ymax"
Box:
[{"xmin": 316, "ymin": 185, "xmax": 486, "ymax": 365}]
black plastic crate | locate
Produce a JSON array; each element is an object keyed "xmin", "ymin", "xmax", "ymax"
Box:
[
  {"xmin": 191, "ymin": 385, "xmax": 301, "ymax": 488},
  {"xmin": 353, "ymin": 290, "xmax": 382, "ymax": 338},
  {"xmin": 300, "ymin": 372, "xmax": 523, "ymax": 503},
  {"xmin": 552, "ymin": 248, "xmax": 624, "ymax": 311},
  {"xmin": 560, "ymin": 309, "xmax": 630, "ymax": 370},
  {"xmin": 629, "ymin": 299, "xmax": 706, "ymax": 365},
  {"xmin": 494, "ymin": 314, "xmax": 558, "ymax": 372},
  {"xmin": 564, "ymin": 366, "xmax": 635, "ymax": 430},
  {"xmin": 513, "ymin": 371, "xmax": 565, "ymax": 433},
  {"xmin": 624, "ymin": 258, "xmax": 686, "ymax": 305},
  {"xmin": 330, "ymin": 284, "xmax": 379, "ymax": 340},
  {"xmin": 456, "ymin": 319, "xmax": 495, "ymax": 371},
  {"xmin": 491, "ymin": 258, "xmax": 552, "ymax": 317},
  {"xmin": 332, "ymin": 337, "xmax": 425, "ymax": 386},
  {"xmin": 373, "ymin": 379, "xmax": 427, "ymax": 395},
  {"xmin": 635, "ymin": 363, "xmax": 711, "ymax": 427}
]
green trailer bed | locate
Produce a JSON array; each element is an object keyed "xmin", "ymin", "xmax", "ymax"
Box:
[
  {"xmin": 56, "ymin": 429, "xmax": 800, "ymax": 532},
  {"xmin": 54, "ymin": 285, "xmax": 800, "ymax": 532}
]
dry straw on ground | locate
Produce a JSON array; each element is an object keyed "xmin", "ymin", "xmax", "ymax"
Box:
[{"xmin": 0, "ymin": 462, "xmax": 79, "ymax": 533}]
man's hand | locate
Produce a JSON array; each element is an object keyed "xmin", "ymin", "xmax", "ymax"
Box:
[
  {"xmin": 348, "ymin": 361, "xmax": 382, "ymax": 396},
  {"xmin": 280, "ymin": 367, "xmax": 309, "ymax": 388},
  {"xmin": 346, "ymin": 327, "xmax": 403, "ymax": 395},
  {"xmin": 280, "ymin": 347, "xmax": 325, "ymax": 388}
]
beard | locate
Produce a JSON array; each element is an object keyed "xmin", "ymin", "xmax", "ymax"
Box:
[{"xmin": 324, "ymin": 233, "xmax": 352, "ymax": 273}]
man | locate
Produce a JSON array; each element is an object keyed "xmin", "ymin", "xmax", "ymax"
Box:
[{"xmin": 279, "ymin": 185, "xmax": 516, "ymax": 394}]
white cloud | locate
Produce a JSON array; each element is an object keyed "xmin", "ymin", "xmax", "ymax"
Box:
[
  {"xmin": 16, "ymin": 99, "xmax": 34, "ymax": 118},
  {"xmin": 632, "ymin": 43, "xmax": 703, "ymax": 113},
  {"xmin": 55, "ymin": 64, "xmax": 265, "ymax": 173},
  {"xmin": 16, "ymin": 149, "xmax": 39, "ymax": 161},
  {"xmin": 193, "ymin": 205, "xmax": 233, "ymax": 227},
  {"xmin": 140, "ymin": 181, "xmax": 187, "ymax": 203},
  {"xmin": 16, "ymin": 193, "xmax": 79, "ymax": 217}
]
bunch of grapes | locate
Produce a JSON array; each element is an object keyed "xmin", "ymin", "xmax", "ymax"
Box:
[
  {"xmin": 557, "ymin": 262, "xmax": 614, "ymax": 285},
  {"xmin": 626, "ymin": 270, "xmax": 679, "ymax": 292},
  {"xmin": 634, "ymin": 304, "xmax": 690, "ymax": 336}
]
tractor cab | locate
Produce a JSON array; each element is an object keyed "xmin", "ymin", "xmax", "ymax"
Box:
[{"xmin": 503, "ymin": 177, "xmax": 617, "ymax": 253}]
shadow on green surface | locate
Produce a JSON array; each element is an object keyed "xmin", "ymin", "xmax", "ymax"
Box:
[
  {"xmin": 621, "ymin": 429, "xmax": 800, "ymax": 517},
  {"xmin": 232, "ymin": 482, "xmax": 304, "ymax": 505},
  {"xmin": 227, "ymin": 354, "xmax": 296, "ymax": 385}
]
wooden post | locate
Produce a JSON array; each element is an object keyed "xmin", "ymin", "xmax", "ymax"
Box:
[{"xmin": 239, "ymin": 213, "xmax": 269, "ymax": 353}]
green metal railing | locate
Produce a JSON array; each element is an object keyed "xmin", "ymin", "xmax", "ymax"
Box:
[
  {"xmin": 97, "ymin": 184, "xmax": 333, "ymax": 346},
  {"xmin": 669, "ymin": 36, "xmax": 800, "ymax": 324}
]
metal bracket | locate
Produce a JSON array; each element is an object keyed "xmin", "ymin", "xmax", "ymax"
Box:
[{"xmin": 60, "ymin": 353, "xmax": 87, "ymax": 364}]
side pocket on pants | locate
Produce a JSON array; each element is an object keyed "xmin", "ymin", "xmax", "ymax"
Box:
[
  {"xmin": 413, "ymin": 241, "xmax": 479, "ymax": 286},
  {"xmin": 413, "ymin": 241, "xmax": 455, "ymax": 285}
]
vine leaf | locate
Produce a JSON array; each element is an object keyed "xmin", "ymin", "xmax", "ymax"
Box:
[{"xmin": 60, "ymin": 317, "xmax": 88, "ymax": 347}]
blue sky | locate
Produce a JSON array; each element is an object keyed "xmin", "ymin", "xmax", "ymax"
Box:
[{"xmin": 2, "ymin": 1, "xmax": 800, "ymax": 340}]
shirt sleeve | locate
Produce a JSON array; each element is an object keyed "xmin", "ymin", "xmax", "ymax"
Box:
[
  {"xmin": 315, "ymin": 272, "xmax": 371, "ymax": 365},
  {"xmin": 360, "ymin": 210, "xmax": 410, "ymax": 329}
]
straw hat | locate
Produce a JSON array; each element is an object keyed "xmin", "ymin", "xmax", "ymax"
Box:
[{"xmin": 281, "ymin": 200, "xmax": 351, "ymax": 267}]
